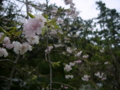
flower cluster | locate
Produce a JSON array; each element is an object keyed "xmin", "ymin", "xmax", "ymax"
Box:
[
  {"xmin": 81, "ymin": 75, "xmax": 90, "ymax": 81},
  {"xmin": 65, "ymin": 75, "xmax": 74, "ymax": 79},
  {"xmin": 95, "ymin": 72, "xmax": 106, "ymax": 80},
  {"xmin": 64, "ymin": 0, "xmax": 79, "ymax": 18},
  {"xmin": 64, "ymin": 64, "xmax": 72, "ymax": 72},
  {"xmin": 0, "ymin": 14, "xmax": 46, "ymax": 57},
  {"xmin": 13, "ymin": 41, "xmax": 32, "ymax": 55}
]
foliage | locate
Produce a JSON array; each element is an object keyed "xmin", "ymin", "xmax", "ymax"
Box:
[{"xmin": 0, "ymin": 0, "xmax": 120, "ymax": 90}]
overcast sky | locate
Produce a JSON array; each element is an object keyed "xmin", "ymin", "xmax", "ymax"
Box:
[{"xmin": 47, "ymin": 0, "xmax": 120, "ymax": 20}]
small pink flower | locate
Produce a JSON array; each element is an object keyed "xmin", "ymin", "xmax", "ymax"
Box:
[
  {"xmin": 64, "ymin": 87, "xmax": 68, "ymax": 89},
  {"xmin": 74, "ymin": 60, "xmax": 82, "ymax": 64}
]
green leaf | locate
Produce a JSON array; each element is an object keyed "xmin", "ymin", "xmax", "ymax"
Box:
[
  {"xmin": 41, "ymin": 26, "xmax": 47, "ymax": 36},
  {"xmin": 0, "ymin": 27, "xmax": 10, "ymax": 35},
  {"xmin": 0, "ymin": 34, "xmax": 6, "ymax": 43},
  {"xmin": 9, "ymin": 27, "xmax": 17, "ymax": 34},
  {"xmin": 28, "ymin": 13, "xmax": 35, "ymax": 18},
  {"xmin": 43, "ymin": 14, "xmax": 49, "ymax": 19},
  {"xmin": 51, "ymin": 61, "xmax": 61, "ymax": 67},
  {"xmin": 15, "ymin": 31, "xmax": 22, "ymax": 36}
]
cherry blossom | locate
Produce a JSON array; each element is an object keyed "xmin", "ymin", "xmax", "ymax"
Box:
[
  {"xmin": 82, "ymin": 55, "xmax": 89, "ymax": 58},
  {"xmin": 75, "ymin": 51, "xmax": 82, "ymax": 57},
  {"xmin": 23, "ymin": 14, "xmax": 46, "ymax": 37},
  {"xmin": 0, "ymin": 48, "xmax": 8, "ymax": 57},
  {"xmin": 64, "ymin": 64, "xmax": 72, "ymax": 72},
  {"xmin": 69, "ymin": 62, "xmax": 75, "ymax": 66},
  {"xmin": 66, "ymin": 47, "xmax": 72, "ymax": 54},
  {"xmin": 45, "ymin": 46, "xmax": 53, "ymax": 53},
  {"xmin": 74, "ymin": 60, "xmax": 82, "ymax": 64},
  {"xmin": 3, "ymin": 37, "xmax": 13, "ymax": 49},
  {"xmin": 65, "ymin": 75, "xmax": 74, "ymax": 79},
  {"xmin": 82, "ymin": 75, "xmax": 90, "ymax": 81},
  {"xmin": 26, "ymin": 35, "xmax": 39, "ymax": 45},
  {"xmin": 12, "ymin": 41, "xmax": 32, "ymax": 55}
]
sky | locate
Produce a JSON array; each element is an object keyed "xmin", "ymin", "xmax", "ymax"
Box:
[
  {"xmin": 10, "ymin": 0, "xmax": 120, "ymax": 20},
  {"xmin": 46, "ymin": 0, "xmax": 120, "ymax": 20}
]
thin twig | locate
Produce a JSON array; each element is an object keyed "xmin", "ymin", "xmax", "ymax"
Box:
[
  {"xmin": 0, "ymin": 59, "xmax": 15, "ymax": 64},
  {"xmin": 0, "ymin": 76, "xmax": 10, "ymax": 81},
  {"xmin": 6, "ymin": 54, "xmax": 20, "ymax": 90}
]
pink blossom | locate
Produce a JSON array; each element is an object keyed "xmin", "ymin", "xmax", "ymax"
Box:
[
  {"xmin": 64, "ymin": 87, "xmax": 68, "ymax": 89},
  {"xmin": 23, "ymin": 14, "xmax": 46, "ymax": 37},
  {"xmin": 101, "ymin": 77, "xmax": 106, "ymax": 80},
  {"xmin": 74, "ymin": 60, "xmax": 82, "ymax": 64},
  {"xmin": 23, "ymin": 19, "xmax": 42, "ymax": 37}
]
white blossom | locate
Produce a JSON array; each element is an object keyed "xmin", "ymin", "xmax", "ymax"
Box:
[
  {"xmin": 13, "ymin": 41, "xmax": 22, "ymax": 54},
  {"xmin": 13, "ymin": 41, "xmax": 32, "ymax": 55},
  {"xmin": 66, "ymin": 47, "xmax": 72, "ymax": 54},
  {"xmin": 104, "ymin": 62, "xmax": 109, "ymax": 64},
  {"xmin": 64, "ymin": 64, "xmax": 72, "ymax": 72},
  {"xmin": 0, "ymin": 48, "xmax": 8, "ymax": 57},
  {"xmin": 100, "ymin": 48, "xmax": 104, "ymax": 53},
  {"xmin": 75, "ymin": 51, "xmax": 82, "ymax": 57},
  {"xmin": 54, "ymin": 44, "xmax": 64, "ymax": 48},
  {"xmin": 3, "ymin": 37, "xmax": 13, "ymax": 49},
  {"xmin": 19, "ymin": 42, "xmax": 32, "ymax": 55},
  {"xmin": 27, "ymin": 36, "xmax": 39, "ymax": 45},
  {"xmin": 82, "ymin": 55, "xmax": 89, "ymax": 58},
  {"xmin": 45, "ymin": 46, "xmax": 53, "ymax": 53},
  {"xmin": 65, "ymin": 75, "xmax": 74, "ymax": 79},
  {"xmin": 35, "ymin": 14, "xmax": 46, "ymax": 23},
  {"xmin": 49, "ymin": 30, "xmax": 57, "ymax": 35},
  {"xmin": 82, "ymin": 75, "xmax": 90, "ymax": 81},
  {"xmin": 95, "ymin": 72, "xmax": 104, "ymax": 78},
  {"xmin": 95, "ymin": 72, "xmax": 106, "ymax": 80},
  {"xmin": 69, "ymin": 62, "xmax": 75, "ymax": 66},
  {"xmin": 57, "ymin": 19, "xmax": 63, "ymax": 24}
]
